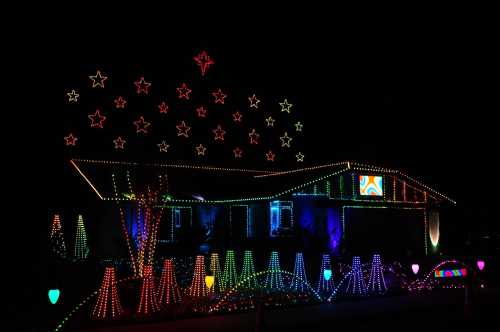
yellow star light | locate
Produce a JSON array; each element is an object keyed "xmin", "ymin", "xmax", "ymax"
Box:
[
  {"xmin": 295, "ymin": 121, "xmax": 303, "ymax": 132},
  {"xmin": 295, "ymin": 152, "xmax": 305, "ymax": 162},
  {"xmin": 265, "ymin": 116, "xmax": 275, "ymax": 127},
  {"xmin": 89, "ymin": 70, "xmax": 108, "ymax": 88},
  {"xmin": 66, "ymin": 90, "xmax": 79, "ymax": 103},
  {"xmin": 157, "ymin": 141, "xmax": 170, "ymax": 152},
  {"xmin": 195, "ymin": 144, "xmax": 207, "ymax": 156},
  {"xmin": 280, "ymin": 132, "xmax": 293, "ymax": 148},
  {"xmin": 279, "ymin": 99, "xmax": 293, "ymax": 113}
]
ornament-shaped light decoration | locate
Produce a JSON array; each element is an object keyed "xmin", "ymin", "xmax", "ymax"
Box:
[{"xmin": 411, "ymin": 264, "xmax": 420, "ymax": 275}]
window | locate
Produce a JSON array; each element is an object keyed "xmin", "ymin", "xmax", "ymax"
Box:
[{"xmin": 269, "ymin": 201, "xmax": 293, "ymax": 237}]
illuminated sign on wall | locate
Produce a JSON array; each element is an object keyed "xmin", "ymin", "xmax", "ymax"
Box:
[
  {"xmin": 434, "ymin": 268, "xmax": 467, "ymax": 278},
  {"xmin": 359, "ymin": 175, "xmax": 383, "ymax": 196}
]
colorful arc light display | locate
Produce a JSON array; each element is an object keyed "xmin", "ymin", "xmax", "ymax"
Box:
[{"xmin": 434, "ymin": 268, "xmax": 468, "ymax": 278}]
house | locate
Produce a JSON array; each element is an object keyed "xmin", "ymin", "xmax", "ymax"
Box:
[{"xmin": 71, "ymin": 159, "xmax": 455, "ymax": 258}]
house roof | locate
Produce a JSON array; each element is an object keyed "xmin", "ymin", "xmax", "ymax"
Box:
[{"xmin": 69, "ymin": 159, "xmax": 456, "ymax": 204}]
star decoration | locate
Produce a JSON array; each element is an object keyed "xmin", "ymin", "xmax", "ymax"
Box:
[
  {"xmin": 265, "ymin": 116, "xmax": 275, "ymax": 127},
  {"xmin": 133, "ymin": 116, "xmax": 151, "ymax": 134},
  {"xmin": 279, "ymin": 99, "xmax": 293, "ymax": 113},
  {"xmin": 266, "ymin": 150, "xmax": 276, "ymax": 162},
  {"xmin": 232, "ymin": 111, "xmax": 243, "ymax": 123},
  {"xmin": 248, "ymin": 94, "xmax": 260, "ymax": 109},
  {"xmin": 66, "ymin": 90, "xmax": 79, "ymax": 103},
  {"xmin": 248, "ymin": 129, "xmax": 260, "ymax": 144},
  {"xmin": 114, "ymin": 96, "xmax": 127, "ymax": 109},
  {"xmin": 196, "ymin": 106, "xmax": 207, "ymax": 118},
  {"xmin": 296, "ymin": 152, "xmax": 305, "ymax": 162},
  {"xmin": 195, "ymin": 143, "xmax": 207, "ymax": 156},
  {"xmin": 193, "ymin": 50, "xmax": 215, "ymax": 76},
  {"xmin": 88, "ymin": 109, "xmax": 106, "ymax": 128},
  {"xmin": 176, "ymin": 121, "xmax": 191, "ymax": 137},
  {"xmin": 280, "ymin": 132, "xmax": 293, "ymax": 148},
  {"xmin": 113, "ymin": 136, "xmax": 126, "ymax": 150},
  {"xmin": 134, "ymin": 76, "xmax": 151, "ymax": 94},
  {"xmin": 233, "ymin": 147, "xmax": 243, "ymax": 158},
  {"xmin": 64, "ymin": 133, "xmax": 78, "ymax": 146},
  {"xmin": 295, "ymin": 121, "xmax": 303, "ymax": 132},
  {"xmin": 158, "ymin": 102, "xmax": 169, "ymax": 114},
  {"xmin": 89, "ymin": 70, "xmax": 108, "ymax": 88},
  {"xmin": 212, "ymin": 88, "xmax": 227, "ymax": 104},
  {"xmin": 157, "ymin": 141, "xmax": 170, "ymax": 152},
  {"xmin": 176, "ymin": 83, "xmax": 192, "ymax": 99},
  {"xmin": 213, "ymin": 124, "xmax": 226, "ymax": 141}
]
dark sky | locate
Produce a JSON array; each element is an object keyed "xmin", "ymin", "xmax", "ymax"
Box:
[{"xmin": 33, "ymin": 20, "xmax": 496, "ymax": 234}]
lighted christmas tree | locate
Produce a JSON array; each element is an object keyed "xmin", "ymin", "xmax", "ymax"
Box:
[
  {"xmin": 346, "ymin": 256, "xmax": 367, "ymax": 296},
  {"xmin": 221, "ymin": 250, "xmax": 238, "ymax": 291},
  {"xmin": 209, "ymin": 253, "xmax": 223, "ymax": 294},
  {"xmin": 291, "ymin": 252, "xmax": 308, "ymax": 291},
  {"xmin": 157, "ymin": 259, "xmax": 182, "ymax": 305},
  {"xmin": 265, "ymin": 251, "xmax": 284, "ymax": 290},
  {"xmin": 239, "ymin": 250, "xmax": 259, "ymax": 289},
  {"xmin": 367, "ymin": 254, "xmax": 387, "ymax": 294},
  {"xmin": 317, "ymin": 254, "xmax": 334, "ymax": 293},
  {"xmin": 50, "ymin": 214, "xmax": 67, "ymax": 258},
  {"xmin": 137, "ymin": 265, "xmax": 160, "ymax": 314},
  {"xmin": 189, "ymin": 255, "xmax": 208, "ymax": 297},
  {"xmin": 74, "ymin": 214, "xmax": 89, "ymax": 260},
  {"xmin": 92, "ymin": 267, "xmax": 123, "ymax": 319}
]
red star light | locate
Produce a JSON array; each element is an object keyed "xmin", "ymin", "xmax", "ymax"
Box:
[
  {"xmin": 64, "ymin": 133, "xmax": 78, "ymax": 146},
  {"xmin": 133, "ymin": 116, "xmax": 151, "ymax": 134},
  {"xmin": 248, "ymin": 94, "xmax": 260, "ymax": 109},
  {"xmin": 88, "ymin": 109, "xmax": 106, "ymax": 128},
  {"xmin": 89, "ymin": 70, "xmax": 108, "ymax": 88},
  {"xmin": 176, "ymin": 83, "xmax": 192, "ymax": 100},
  {"xmin": 233, "ymin": 147, "xmax": 243, "ymax": 158},
  {"xmin": 212, "ymin": 89, "xmax": 227, "ymax": 104},
  {"xmin": 176, "ymin": 121, "xmax": 191, "ymax": 137},
  {"xmin": 232, "ymin": 111, "xmax": 243, "ymax": 123},
  {"xmin": 266, "ymin": 150, "xmax": 276, "ymax": 162},
  {"xmin": 114, "ymin": 96, "xmax": 127, "ymax": 109},
  {"xmin": 248, "ymin": 129, "xmax": 260, "ymax": 144},
  {"xmin": 213, "ymin": 125, "xmax": 226, "ymax": 142},
  {"xmin": 113, "ymin": 136, "xmax": 126, "ymax": 149},
  {"xmin": 196, "ymin": 106, "xmax": 207, "ymax": 118},
  {"xmin": 158, "ymin": 102, "xmax": 169, "ymax": 114},
  {"xmin": 195, "ymin": 144, "xmax": 207, "ymax": 156},
  {"xmin": 193, "ymin": 50, "xmax": 215, "ymax": 76},
  {"xmin": 134, "ymin": 76, "xmax": 151, "ymax": 94}
]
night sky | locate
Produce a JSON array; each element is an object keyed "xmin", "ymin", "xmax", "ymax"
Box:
[{"xmin": 45, "ymin": 27, "xmax": 496, "ymax": 237}]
